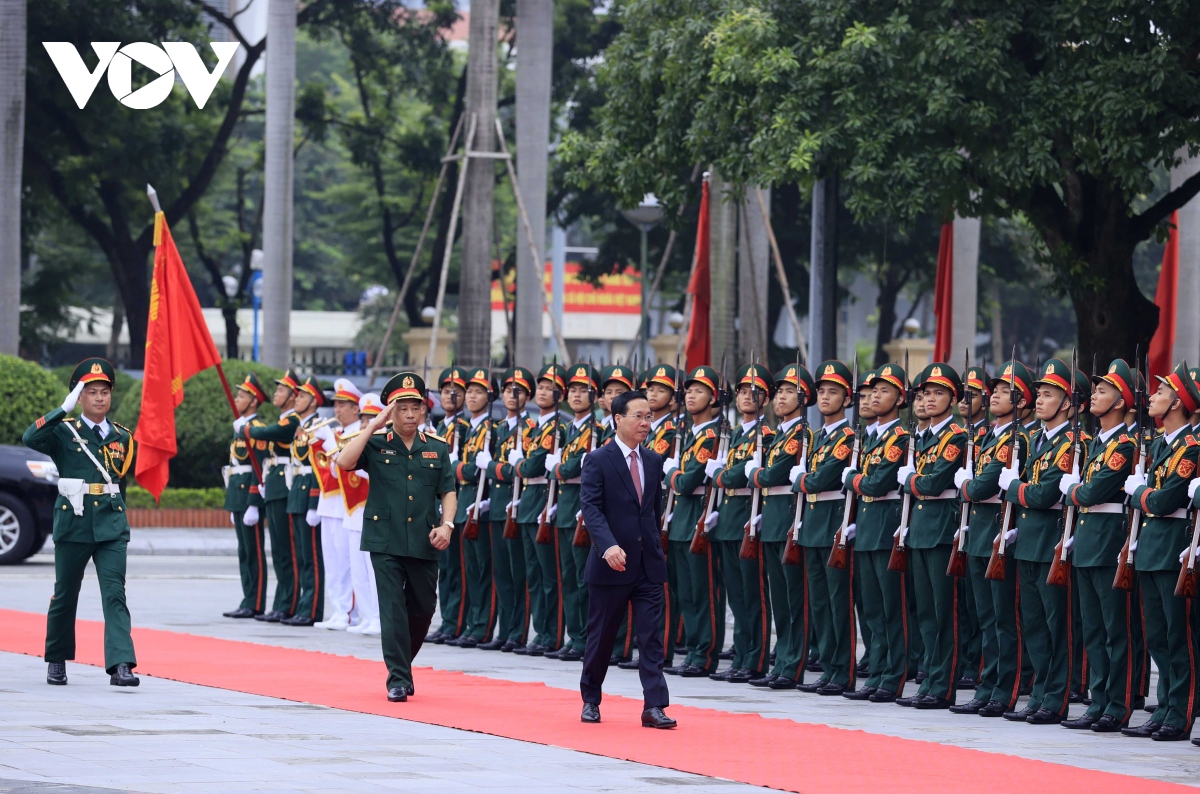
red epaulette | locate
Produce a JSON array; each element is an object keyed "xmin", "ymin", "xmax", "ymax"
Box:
[
  {"xmin": 1119, "ymin": 434, "xmax": 1131, "ymax": 444},
  {"xmin": 1187, "ymin": 435, "xmax": 1199, "ymax": 447},
  {"xmin": 705, "ymin": 428, "xmax": 716, "ymax": 438},
  {"xmin": 950, "ymin": 423, "xmax": 965, "ymax": 434},
  {"xmin": 843, "ymin": 427, "xmax": 853, "ymax": 435}
]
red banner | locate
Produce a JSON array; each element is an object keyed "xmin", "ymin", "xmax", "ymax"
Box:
[
  {"xmin": 1149, "ymin": 211, "xmax": 1179, "ymax": 381},
  {"xmin": 933, "ymin": 223, "xmax": 954, "ymax": 362},
  {"xmin": 491, "ymin": 262, "xmax": 641, "ymax": 314},
  {"xmin": 685, "ymin": 178, "xmax": 712, "ymax": 371}
]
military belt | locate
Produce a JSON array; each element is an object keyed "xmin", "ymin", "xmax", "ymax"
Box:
[
  {"xmin": 228, "ymin": 465, "xmax": 252, "ymax": 475},
  {"xmin": 807, "ymin": 491, "xmax": 843, "ymax": 504},
  {"xmin": 725, "ymin": 488, "xmax": 753, "ymax": 497},
  {"xmin": 561, "ymin": 477, "xmax": 581, "ymax": 485},
  {"xmin": 916, "ymin": 489, "xmax": 957, "ymax": 501},
  {"xmin": 1080, "ymin": 503, "xmax": 1124, "ymax": 515},
  {"xmin": 979, "ymin": 495, "xmax": 1002, "ymax": 504},
  {"xmin": 1149, "ymin": 508, "xmax": 1188, "ymax": 519},
  {"xmin": 87, "ymin": 483, "xmax": 122, "ymax": 495},
  {"xmin": 293, "ymin": 465, "xmax": 313, "ymax": 475},
  {"xmin": 525, "ymin": 477, "xmax": 548, "ymax": 485},
  {"xmin": 765, "ymin": 485, "xmax": 794, "ymax": 496},
  {"xmin": 861, "ymin": 490, "xmax": 901, "ymax": 503}
]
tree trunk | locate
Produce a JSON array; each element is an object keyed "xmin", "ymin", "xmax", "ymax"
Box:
[
  {"xmin": 419, "ymin": 68, "xmax": 468, "ymax": 327},
  {"xmin": 224, "ymin": 305, "xmax": 240, "ymax": 360},
  {"xmin": 873, "ymin": 265, "xmax": 904, "ymax": 367},
  {"xmin": 106, "ymin": 296, "xmax": 124, "ymax": 362},
  {"xmin": 708, "ymin": 171, "xmax": 737, "ymax": 366},
  {"xmin": 0, "ymin": 0, "xmax": 24, "ymax": 356}
]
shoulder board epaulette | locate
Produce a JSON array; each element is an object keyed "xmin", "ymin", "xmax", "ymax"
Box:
[
  {"xmin": 893, "ymin": 425, "xmax": 907, "ymax": 436},
  {"xmin": 112, "ymin": 421, "xmax": 132, "ymax": 435},
  {"xmin": 949, "ymin": 423, "xmax": 965, "ymax": 434},
  {"xmin": 372, "ymin": 427, "xmax": 389, "ymax": 435},
  {"xmin": 1119, "ymin": 434, "xmax": 1131, "ymax": 444},
  {"xmin": 419, "ymin": 431, "xmax": 427, "ymax": 443},
  {"xmin": 525, "ymin": 418, "xmax": 537, "ymax": 428},
  {"xmin": 425, "ymin": 431, "xmax": 446, "ymax": 443},
  {"xmin": 1188, "ymin": 435, "xmax": 1199, "ymax": 447},
  {"xmin": 843, "ymin": 427, "xmax": 853, "ymax": 435},
  {"xmin": 705, "ymin": 428, "xmax": 716, "ymax": 438},
  {"xmin": 665, "ymin": 420, "xmax": 674, "ymax": 431},
  {"xmin": 762, "ymin": 425, "xmax": 775, "ymax": 436}
]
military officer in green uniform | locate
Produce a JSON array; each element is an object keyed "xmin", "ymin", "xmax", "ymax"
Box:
[
  {"xmin": 223, "ymin": 372, "xmax": 269, "ymax": 618},
  {"xmin": 895, "ymin": 363, "xmax": 967, "ymax": 709},
  {"xmin": 1122, "ymin": 364, "xmax": 1200, "ymax": 740},
  {"xmin": 284, "ymin": 375, "xmax": 326, "ymax": 626},
  {"xmin": 662, "ymin": 366, "xmax": 724, "ymax": 676},
  {"xmin": 1057, "ymin": 359, "xmax": 1138, "ymax": 731},
  {"xmin": 430, "ymin": 366, "xmax": 470, "ymax": 642},
  {"xmin": 25, "ymin": 358, "xmax": 139, "ymax": 686},
  {"xmin": 249, "ymin": 368, "xmax": 303, "ymax": 622},
  {"xmin": 707, "ymin": 364, "xmax": 774, "ymax": 683},
  {"xmin": 747, "ymin": 363, "xmax": 814, "ymax": 688},
  {"xmin": 337, "ymin": 372, "xmax": 456, "ymax": 702},
  {"xmin": 794, "ymin": 360, "xmax": 857, "ymax": 695},
  {"xmin": 956, "ymin": 365, "xmax": 992, "ymax": 689},
  {"xmin": 843, "ymin": 362, "xmax": 910, "ymax": 702}
]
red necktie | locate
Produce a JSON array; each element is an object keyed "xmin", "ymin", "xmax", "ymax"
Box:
[{"xmin": 629, "ymin": 450, "xmax": 642, "ymax": 503}]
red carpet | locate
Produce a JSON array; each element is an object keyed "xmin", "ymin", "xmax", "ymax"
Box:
[{"xmin": 0, "ymin": 608, "xmax": 1185, "ymax": 793}]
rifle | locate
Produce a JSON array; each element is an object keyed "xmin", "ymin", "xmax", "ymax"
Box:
[
  {"xmin": 1048, "ymin": 349, "xmax": 1085, "ymax": 587},
  {"xmin": 573, "ymin": 360, "xmax": 598, "ymax": 548},
  {"xmin": 947, "ymin": 347, "xmax": 973, "ymax": 578},
  {"xmin": 740, "ymin": 353, "xmax": 767, "ymax": 561},
  {"xmin": 828, "ymin": 356, "xmax": 860, "ymax": 569},
  {"xmin": 888, "ymin": 349, "xmax": 915, "ymax": 572},
  {"xmin": 783, "ymin": 347, "xmax": 807, "ymax": 566},
  {"xmin": 536, "ymin": 358, "xmax": 562, "ymax": 545},
  {"xmin": 986, "ymin": 346, "xmax": 1022, "ymax": 582},
  {"xmin": 661, "ymin": 352, "xmax": 686, "ymax": 552},
  {"xmin": 462, "ymin": 370, "xmax": 492, "ymax": 541},
  {"xmin": 502, "ymin": 408, "xmax": 527, "ymax": 541},
  {"xmin": 1114, "ymin": 348, "xmax": 1146, "ymax": 591},
  {"xmin": 1177, "ymin": 358, "xmax": 1200, "ymax": 597},
  {"xmin": 692, "ymin": 354, "xmax": 730, "ymax": 555}
]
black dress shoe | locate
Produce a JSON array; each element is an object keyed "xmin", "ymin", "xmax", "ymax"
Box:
[
  {"xmin": 1132, "ymin": 695, "xmax": 1146, "ymax": 711},
  {"xmin": 749, "ymin": 675, "xmax": 776, "ymax": 687},
  {"xmin": 618, "ymin": 657, "xmax": 641, "ymax": 670},
  {"xmin": 1144, "ymin": 701, "xmax": 1157, "ymax": 713},
  {"xmin": 46, "ymin": 661, "xmax": 67, "ymax": 686},
  {"xmin": 1003, "ymin": 705, "xmax": 1037, "ymax": 721},
  {"xmin": 806, "ymin": 659, "xmax": 824, "ymax": 673},
  {"xmin": 609, "ymin": 654, "xmax": 631, "ymax": 666},
  {"xmin": 1121, "ymin": 720, "xmax": 1162, "ymax": 738},
  {"xmin": 949, "ymin": 698, "xmax": 986, "ymax": 714},
  {"xmin": 406, "ymin": 683, "xmax": 415, "ymax": 696},
  {"xmin": 895, "ymin": 695, "xmax": 918, "ymax": 707},
  {"xmin": 478, "ymin": 638, "xmax": 506, "ymax": 651},
  {"xmin": 913, "ymin": 695, "xmax": 952, "ymax": 710},
  {"xmin": 719, "ymin": 649, "xmax": 734, "ymax": 660},
  {"xmin": 956, "ymin": 675, "xmax": 978, "ymax": 689},
  {"xmin": 109, "ymin": 663, "xmax": 139, "ymax": 687},
  {"xmin": 843, "ymin": 686, "xmax": 877, "ymax": 700},
  {"xmin": 581, "ymin": 702, "xmax": 600, "ymax": 723},
  {"xmin": 1081, "ymin": 697, "xmax": 1092, "ymax": 706},
  {"xmin": 641, "ymin": 707, "xmax": 677, "ymax": 729},
  {"xmin": 424, "ymin": 631, "xmax": 446, "ymax": 643},
  {"xmin": 457, "ymin": 636, "xmax": 480, "ymax": 649},
  {"xmin": 664, "ymin": 665, "xmax": 683, "ymax": 676},
  {"xmin": 1026, "ymin": 708, "xmax": 1063, "ymax": 725},
  {"xmin": 500, "ymin": 640, "xmax": 518, "ymax": 652},
  {"xmin": 543, "ymin": 648, "xmax": 562, "ymax": 659},
  {"xmin": 769, "ymin": 677, "xmax": 798, "ymax": 690},
  {"xmin": 679, "ymin": 665, "xmax": 710, "ymax": 678},
  {"xmin": 855, "ymin": 661, "xmax": 869, "ymax": 677},
  {"xmin": 558, "ymin": 648, "xmax": 584, "ymax": 662},
  {"xmin": 709, "ymin": 668, "xmax": 735, "ymax": 682},
  {"xmin": 1152, "ymin": 725, "xmax": 1190, "ymax": 741},
  {"xmin": 223, "ymin": 607, "xmax": 256, "ymax": 618},
  {"xmin": 1018, "ymin": 682, "xmax": 1033, "ymax": 697},
  {"xmin": 255, "ymin": 610, "xmax": 287, "ymax": 622},
  {"xmin": 816, "ymin": 683, "xmax": 846, "ymax": 696},
  {"xmin": 1069, "ymin": 692, "xmax": 1083, "ymax": 704},
  {"xmin": 796, "ymin": 680, "xmax": 827, "ymax": 693},
  {"xmin": 977, "ymin": 700, "xmax": 1008, "ymax": 717},
  {"xmin": 869, "ymin": 689, "xmax": 898, "ymax": 703},
  {"xmin": 770, "ymin": 651, "xmax": 777, "ymax": 665},
  {"xmin": 282, "ymin": 614, "xmax": 315, "ymax": 626},
  {"xmin": 914, "ymin": 670, "xmax": 926, "ymax": 684},
  {"xmin": 1062, "ymin": 714, "xmax": 1098, "ymax": 729},
  {"xmin": 1091, "ymin": 715, "xmax": 1123, "ymax": 733},
  {"xmin": 728, "ymin": 669, "xmax": 755, "ymax": 684},
  {"xmin": 387, "ymin": 687, "xmax": 408, "ymax": 702},
  {"xmin": 526, "ymin": 643, "xmax": 549, "ymax": 657}
]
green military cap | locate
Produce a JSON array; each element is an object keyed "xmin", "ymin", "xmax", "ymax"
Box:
[
  {"xmin": 1159, "ymin": 362, "xmax": 1200, "ymax": 415},
  {"xmin": 465, "ymin": 367, "xmax": 494, "ymax": 394},
  {"xmin": 1071, "ymin": 368, "xmax": 1091, "ymax": 400},
  {"xmin": 503, "ymin": 366, "xmax": 535, "ymax": 394},
  {"xmin": 736, "ymin": 363, "xmax": 774, "ymax": 397},
  {"xmin": 237, "ymin": 371, "xmax": 268, "ymax": 403},
  {"xmin": 382, "ymin": 371, "xmax": 426, "ymax": 404},
  {"xmin": 1094, "ymin": 359, "xmax": 1135, "ymax": 408},
  {"xmin": 964, "ymin": 366, "xmax": 991, "ymax": 396},
  {"xmin": 991, "ymin": 359, "xmax": 1034, "ymax": 405},
  {"xmin": 1032, "ymin": 358, "xmax": 1073, "ymax": 394},
  {"xmin": 646, "ymin": 364, "xmax": 678, "ymax": 391},
  {"xmin": 600, "ymin": 364, "xmax": 635, "ymax": 390},
  {"xmin": 636, "ymin": 368, "xmax": 653, "ymax": 390},
  {"xmin": 914, "ymin": 362, "xmax": 963, "ymax": 399},
  {"xmin": 438, "ymin": 366, "xmax": 468, "ymax": 390},
  {"xmin": 859, "ymin": 368, "xmax": 877, "ymax": 392},
  {"xmin": 814, "ymin": 360, "xmax": 853, "ymax": 391},
  {"xmin": 69, "ymin": 357, "xmax": 116, "ymax": 390},
  {"xmin": 871, "ymin": 362, "xmax": 907, "ymax": 394},
  {"xmin": 538, "ymin": 362, "xmax": 567, "ymax": 391},
  {"xmin": 567, "ymin": 363, "xmax": 600, "ymax": 390},
  {"xmin": 298, "ymin": 375, "xmax": 326, "ymax": 407},
  {"xmin": 275, "ymin": 367, "xmax": 301, "ymax": 390},
  {"xmin": 685, "ymin": 365, "xmax": 719, "ymax": 395},
  {"xmin": 774, "ymin": 363, "xmax": 816, "ymax": 406}
]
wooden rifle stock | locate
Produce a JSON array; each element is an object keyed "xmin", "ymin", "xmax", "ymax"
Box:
[
  {"xmin": 782, "ymin": 531, "xmax": 802, "ymax": 565},
  {"xmin": 572, "ymin": 513, "xmax": 590, "ymax": 548},
  {"xmin": 1175, "ymin": 510, "xmax": 1200, "ymax": 598},
  {"xmin": 827, "ymin": 492, "xmax": 854, "ymax": 569},
  {"xmin": 1114, "ymin": 444, "xmax": 1144, "ymax": 591},
  {"xmin": 502, "ymin": 424, "xmax": 526, "ymax": 541},
  {"xmin": 946, "ymin": 533, "xmax": 968, "ymax": 578},
  {"xmin": 462, "ymin": 504, "xmax": 480, "ymax": 540},
  {"xmin": 984, "ymin": 499, "xmax": 1015, "ymax": 582},
  {"xmin": 887, "ymin": 438, "xmax": 915, "ymax": 573}
]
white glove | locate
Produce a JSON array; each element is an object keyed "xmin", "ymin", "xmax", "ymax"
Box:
[
  {"xmin": 841, "ymin": 467, "xmax": 856, "ymax": 486},
  {"xmin": 306, "ymin": 509, "xmax": 320, "ymax": 527},
  {"xmin": 998, "ymin": 468, "xmax": 1020, "ymax": 492},
  {"xmin": 313, "ymin": 424, "xmax": 336, "ymax": 445},
  {"xmin": 1180, "ymin": 545, "xmax": 1197, "ymax": 564},
  {"xmin": 1190, "ymin": 479, "xmax": 1200, "ymax": 501},
  {"xmin": 509, "ymin": 497, "xmax": 520, "ymax": 510},
  {"xmin": 953, "ymin": 469, "xmax": 971, "ymax": 489},
  {"xmin": 750, "ymin": 449, "xmax": 763, "ymax": 469},
  {"xmin": 789, "ymin": 465, "xmax": 803, "ymax": 484},
  {"xmin": 507, "ymin": 449, "xmax": 523, "ymax": 467},
  {"xmin": 576, "ymin": 510, "xmax": 582, "ymax": 522},
  {"xmin": 666, "ymin": 512, "xmax": 674, "ymax": 525},
  {"xmin": 61, "ymin": 380, "xmax": 85, "ymax": 413},
  {"xmin": 897, "ymin": 464, "xmax": 915, "ymax": 484},
  {"xmin": 705, "ymin": 459, "xmax": 722, "ymax": 479},
  {"xmin": 744, "ymin": 460, "xmax": 759, "ymax": 480},
  {"xmin": 664, "ymin": 457, "xmax": 680, "ymax": 473},
  {"xmin": 544, "ymin": 452, "xmax": 562, "ymax": 475},
  {"xmin": 233, "ymin": 416, "xmax": 248, "ymax": 434},
  {"xmin": 230, "ymin": 512, "xmax": 236, "ymax": 527},
  {"xmin": 243, "ymin": 505, "xmax": 259, "ymax": 526},
  {"xmin": 548, "ymin": 504, "xmax": 558, "ymax": 521},
  {"xmin": 1058, "ymin": 472, "xmax": 1080, "ymax": 496},
  {"xmin": 844, "ymin": 522, "xmax": 856, "ymax": 541},
  {"xmin": 1064, "ymin": 535, "xmax": 1074, "ymax": 555},
  {"xmin": 893, "ymin": 524, "xmax": 909, "ymax": 542},
  {"xmin": 1124, "ymin": 473, "xmax": 1146, "ymax": 497},
  {"xmin": 478, "ymin": 499, "xmax": 490, "ymax": 514},
  {"xmin": 476, "ymin": 449, "xmax": 493, "ymax": 468},
  {"xmin": 449, "ymin": 450, "xmax": 460, "ymax": 465},
  {"xmin": 1004, "ymin": 527, "xmax": 1018, "ymax": 545},
  {"xmin": 752, "ymin": 514, "xmax": 763, "ymax": 530},
  {"xmin": 705, "ymin": 511, "xmax": 720, "ymax": 530}
]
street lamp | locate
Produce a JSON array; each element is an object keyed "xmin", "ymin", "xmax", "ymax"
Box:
[{"xmin": 621, "ymin": 194, "xmax": 663, "ymax": 364}]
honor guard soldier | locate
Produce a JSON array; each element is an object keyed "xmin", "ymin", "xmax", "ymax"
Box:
[
  {"xmin": 248, "ymin": 368, "xmax": 303, "ymax": 622},
  {"xmin": 223, "ymin": 372, "xmax": 269, "ymax": 619},
  {"xmin": 707, "ymin": 363, "xmax": 774, "ymax": 683},
  {"xmin": 311, "ymin": 378, "xmax": 363, "ymax": 630},
  {"xmin": 853, "ymin": 367, "xmax": 878, "ymax": 673},
  {"xmin": 449, "ymin": 368, "xmax": 499, "ymax": 648},
  {"xmin": 598, "ymin": 365, "xmax": 636, "ymax": 447},
  {"xmin": 793, "ymin": 360, "xmax": 857, "ymax": 695},
  {"xmin": 1057, "ymin": 359, "xmax": 1139, "ymax": 731},
  {"xmin": 25, "ymin": 358, "xmax": 139, "ymax": 687},
  {"xmin": 430, "ymin": 366, "xmax": 470, "ymax": 643},
  {"xmin": 662, "ymin": 366, "xmax": 724, "ymax": 676},
  {"xmin": 285, "ymin": 375, "xmax": 326, "ymax": 626},
  {"xmin": 1122, "ymin": 364, "xmax": 1200, "ymax": 741},
  {"xmin": 957, "ymin": 365, "xmax": 992, "ymax": 687},
  {"xmin": 643, "ymin": 364, "xmax": 681, "ymax": 664},
  {"xmin": 337, "ymin": 372, "xmax": 456, "ymax": 702},
  {"xmin": 895, "ymin": 362, "xmax": 967, "ymax": 709},
  {"xmin": 748, "ymin": 363, "xmax": 815, "ymax": 688},
  {"xmin": 996, "ymin": 358, "xmax": 1088, "ymax": 724},
  {"xmin": 484, "ymin": 366, "xmax": 536, "ymax": 650}
]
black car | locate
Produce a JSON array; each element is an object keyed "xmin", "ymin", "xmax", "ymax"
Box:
[{"xmin": 0, "ymin": 444, "xmax": 58, "ymax": 564}]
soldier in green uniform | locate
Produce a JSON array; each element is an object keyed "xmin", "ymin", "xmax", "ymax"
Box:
[
  {"xmin": 1056, "ymin": 359, "xmax": 1138, "ymax": 731},
  {"xmin": 26, "ymin": 358, "xmax": 139, "ymax": 687},
  {"xmin": 663, "ymin": 366, "xmax": 724, "ymax": 676},
  {"xmin": 852, "ymin": 368, "xmax": 878, "ymax": 676},
  {"xmin": 843, "ymin": 362, "xmax": 910, "ymax": 701},
  {"xmin": 794, "ymin": 360, "xmax": 857, "ymax": 695},
  {"xmin": 1121, "ymin": 364, "xmax": 1200, "ymax": 740},
  {"xmin": 482, "ymin": 367, "xmax": 535, "ymax": 651},
  {"xmin": 643, "ymin": 364, "xmax": 681, "ymax": 664},
  {"xmin": 956, "ymin": 366, "xmax": 991, "ymax": 689},
  {"xmin": 284, "ymin": 376, "xmax": 326, "ymax": 626},
  {"xmin": 223, "ymin": 372, "xmax": 269, "ymax": 618},
  {"xmin": 249, "ymin": 368, "xmax": 303, "ymax": 622},
  {"xmin": 449, "ymin": 369, "xmax": 498, "ymax": 648},
  {"xmin": 998, "ymin": 358, "xmax": 1087, "ymax": 724},
  {"xmin": 429, "ymin": 367, "xmax": 470, "ymax": 642},
  {"xmin": 896, "ymin": 363, "xmax": 967, "ymax": 709},
  {"xmin": 337, "ymin": 372, "xmax": 455, "ymax": 701},
  {"xmin": 597, "ymin": 365, "xmax": 635, "ymax": 448},
  {"xmin": 707, "ymin": 364, "xmax": 774, "ymax": 683},
  {"xmin": 748, "ymin": 363, "xmax": 815, "ymax": 688}
]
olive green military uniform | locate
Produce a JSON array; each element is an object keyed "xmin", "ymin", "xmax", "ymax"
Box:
[
  {"xmin": 435, "ymin": 404, "xmax": 469, "ymax": 639},
  {"xmin": 225, "ymin": 412, "xmax": 266, "ymax": 613},
  {"xmin": 552, "ymin": 414, "xmax": 596, "ymax": 654},
  {"xmin": 957, "ymin": 404, "xmax": 991, "ymax": 687},
  {"xmin": 288, "ymin": 403, "xmax": 325, "ymax": 624},
  {"xmin": 25, "ymin": 396, "xmax": 137, "ymax": 675},
  {"xmin": 248, "ymin": 402, "xmax": 302, "ymax": 617},
  {"xmin": 488, "ymin": 391, "xmax": 535, "ymax": 647},
  {"xmin": 645, "ymin": 405, "xmax": 681, "ymax": 664},
  {"xmin": 455, "ymin": 407, "xmax": 496, "ymax": 644}
]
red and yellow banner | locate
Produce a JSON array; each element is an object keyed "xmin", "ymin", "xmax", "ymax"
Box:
[{"xmin": 491, "ymin": 262, "xmax": 641, "ymax": 315}]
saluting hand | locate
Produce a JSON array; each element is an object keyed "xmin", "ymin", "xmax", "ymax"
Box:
[
  {"xmin": 603, "ymin": 544, "xmax": 627, "ymax": 572},
  {"xmin": 368, "ymin": 401, "xmax": 395, "ymax": 432}
]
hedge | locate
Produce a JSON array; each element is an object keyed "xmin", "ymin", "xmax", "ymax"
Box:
[
  {"xmin": 0, "ymin": 354, "xmax": 68, "ymax": 446},
  {"xmin": 113, "ymin": 360, "xmax": 283, "ymax": 489},
  {"xmin": 124, "ymin": 485, "xmax": 226, "ymax": 509}
]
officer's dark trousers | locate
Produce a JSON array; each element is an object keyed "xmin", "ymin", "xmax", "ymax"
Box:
[
  {"xmin": 557, "ymin": 526, "xmax": 588, "ymax": 651},
  {"xmin": 805, "ymin": 544, "xmax": 856, "ymax": 687},
  {"xmin": 371, "ymin": 552, "xmax": 438, "ymax": 690},
  {"xmin": 46, "ymin": 539, "xmax": 135, "ymax": 674},
  {"xmin": 1076, "ymin": 564, "xmax": 1134, "ymax": 723},
  {"xmin": 1018, "ymin": 559, "xmax": 1072, "ymax": 716},
  {"xmin": 1141, "ymin": 569, "xmax": 1197, "ymax": 731},
  {"xmin": 969, "ymin": 553, "xmax": 1021, "ymax": 707},
  {"xmin": 670, "ymin": 539, "xmax": 723, "ymax": 672},
  {"xmin": 490, "ymin": 520, "xmax": 528, "ymax": 644},
  {"xmin": 713, "ymin": 540, "xmax": 770, "ymax": 674},
  {"xmin": 580, "ymin": 563, "xmax": 669, "ymax": 709},
  {"xmin": 462, "ymin": 521, "xmax": 496, "ymax": 641},
  {"xmin": 911, "ymin": 545, "xmax": 959, "ymax": 701},
  {"xmin": 292, "ymin": 513, "xmax": 324, "ymax": 622},
  {"xmin": 765, "ymin": 541, "xmax": 810, "ymax": 682},
  {"xmin": 436, "ymin": 530, "xmax": 468, "ymax": 636},
  {"xmin": 265, "ymin": 499, "xmax": 297, "ymax": 614},
  {"xmin": 858, "ymin": 548, "xmax": 908, "ymax": 693},
  {"xmin": 521, "ymin": 522, "xmax": 563, "ymax": 648},
  {"xmin": 233, "ymin": 510, "xmax": 267, "ymax": 612}
]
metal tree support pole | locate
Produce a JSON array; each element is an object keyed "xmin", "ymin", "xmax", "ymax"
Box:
[
  {"xmin": 367, "ymin": 114, "xmax": 465, "ymax": 387},
  {"xmin": 261, "ymin": 0, "xmax": 296, "ymax": 369},
  {"xmin": 755, "ymin": 186, "xmax": 807, "ymax": 362},
  {"xmin": 0, "ymin": 0, "xmax": 26, "ymax": 356},
  {"xmin": 428, "ymin": 113, "xmax": 478, "ymax": 367}
]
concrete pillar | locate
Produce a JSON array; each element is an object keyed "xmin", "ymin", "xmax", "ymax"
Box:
[
  {"xmin": 0, "ymin": 0, "xmax": 25, "ymax": 356},
  {"xmin": 809, "ymin": 175, "xmax": 838, "ymax": 364},
  {"xmin": 950, "ymin": 214, "xmax": 981, "ymax": 366},
  {"xmin": 709, "ymin": 172, "xmax": 738, "ymax": 368},
  {"xmin": 1173, "ymin": 151, "xmax": 1200, "ymax": 365},
  {"xmin": 514, "ymin": 0, "xmax": 552, "ymax": 368},
  {"xmin": 738, "ymin": 188, "xmax": 770, "ymax": 365},
  {"xmin": 261, "ymin": 0, "xmax": 296, "ymax": 369}
]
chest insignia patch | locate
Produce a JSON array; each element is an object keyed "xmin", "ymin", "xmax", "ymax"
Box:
[
  {"xmin": 1107, "ymin": 452, "xmax": 1127, "ymax": 471},
  {"xmin": 541, "ymin": 434, "xmax": 554, "ymax": 450},
  {"xmin": 697, "ymin": 448, "xmax": 711, "ymax": 463},
  {"xmin": 833, "ymin": 444, "xmax": 851, "ymax": 461},
  {"xmin": 423, "ymin": 451, "xmax": 439, "ymax": 459},
  {"xmin": 1178, "ymin": 458, "xmax": 1196, "ymax": 479},
  {"xmin": 886, "ymin": 445, "xmax": 903, "ymax": 462},
  {"xmin": 943, "ymin": 445, "xmax": 960, "ymax": 462},
  {"xmin": 654, "ymin": 439, "xmax": 669, "ymax": 454},
  {"xmin": 785, "ymin": 438, "xmax": 799, "ymax": 455},
  {"xmin": 1058, "ymin": 453, "xmax": 1072, "ymax": 472}
]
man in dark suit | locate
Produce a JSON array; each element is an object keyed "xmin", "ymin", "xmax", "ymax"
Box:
[{"xmin": 579, "ymin": 390, "xmax": 676, "ymax": 728}]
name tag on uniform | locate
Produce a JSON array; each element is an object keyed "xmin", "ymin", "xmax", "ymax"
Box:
[
  {"xmin": 381, "ymin": 449, "xmax": 396, "ymax": 455},
  {"xmin": 422, "ymin": 451, "xmax": 438, "ymax": 459}
]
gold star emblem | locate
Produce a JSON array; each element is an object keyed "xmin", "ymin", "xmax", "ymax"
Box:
[{"xmin": 402, "ymin": 376, "xmax": 414, "ymax": 388}]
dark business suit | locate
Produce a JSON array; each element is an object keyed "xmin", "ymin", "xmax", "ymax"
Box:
[{"xmin": 579, "ymin": 439, "xmax": 669, "ymax": 709}]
